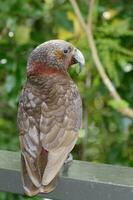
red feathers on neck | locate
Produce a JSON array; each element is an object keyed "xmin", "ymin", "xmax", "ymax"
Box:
[{"xmin": 27, "ymin": 62, "xmax": 66, "ymax": 76}]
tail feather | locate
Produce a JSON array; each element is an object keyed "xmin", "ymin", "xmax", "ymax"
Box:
[
  {"xmin": 21, "ymin": 154, "xmax": 39, "ymax": 196},
  {"xmin": 39, "ymin": 174, "xmax": 58, "ymax": 194},
  {"xmin": 21, "ymin": 148, "xmax": 58, "ymax": 196},
  {"xmin": 37, "ymin": 148, "xmax": 48, "ymax": 177},
  {"xmin": 21, "ymin": 152, "xmax": 41, "ymax": 187}
]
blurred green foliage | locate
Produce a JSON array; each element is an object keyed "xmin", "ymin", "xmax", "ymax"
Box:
[{"xmin": 0, "ymin": 0, "xmax": 133, "ymax": 199}]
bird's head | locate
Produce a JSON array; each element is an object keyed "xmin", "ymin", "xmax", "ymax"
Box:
[{"xmin": 27, "ymin": 40, "xmax": 85, "ymax": 76}]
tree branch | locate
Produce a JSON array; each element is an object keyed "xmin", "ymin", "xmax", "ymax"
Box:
[
  {"xmin": 69, "ymin": 0, "xmax": 87, "ymax": 31},
  {"xmin": 86, "ymin": 0, "xmax": 120, "ymax": 100},
  {"xmin": 69, "ymin": 0, "xmax": 133, "ymax": 118}
]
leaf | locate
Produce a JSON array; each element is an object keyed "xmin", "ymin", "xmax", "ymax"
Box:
[
  {"xmin": 108, "ymin": 99, "xmax": 129, "ymax": 110},
  {"xmin": 5, "ymin": 75, "xmax": 15, "ymax": 93},
  {"xmin": 67, "ymin": 11, "xmax": 82, "ymax": 35},
  {"xmin": 15, "ymin": 25, "xmax": 31, "ymax": 44},
  {"xmin": 58, "ymin": 28, "xmax": 73, "ymax": 39}
]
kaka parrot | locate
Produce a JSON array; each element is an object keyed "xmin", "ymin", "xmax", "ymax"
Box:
[{"xmin": 17, "ymin": 40, "xmax": 85, "ymax": 196}]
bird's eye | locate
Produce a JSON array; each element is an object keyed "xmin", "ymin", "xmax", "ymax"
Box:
[{"xmin": 63, "ymin": 49, "xmax": 68, "ymax": 54}]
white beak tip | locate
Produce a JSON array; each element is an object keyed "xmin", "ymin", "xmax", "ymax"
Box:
[{"xmin": 74, "ymin": 49, "xmax": 85, "ymax": 70}]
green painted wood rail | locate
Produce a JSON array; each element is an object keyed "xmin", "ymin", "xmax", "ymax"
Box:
[{"xmin": 0, "ymin": 150, "xmax": 133, "ymax": 200}]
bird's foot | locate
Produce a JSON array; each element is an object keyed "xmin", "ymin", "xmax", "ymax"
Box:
[
  {"xmin": 64, "ymin": 153, "xmax": 73, "ymax": 166},
  {"xmin": 62, "ymin": 154, "xmax": 73, "ymax": 175}
]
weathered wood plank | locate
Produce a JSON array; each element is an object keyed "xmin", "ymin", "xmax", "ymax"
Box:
[{"xmin": 0, "ymin": 150, "xmax": 133, "ymax": 200}]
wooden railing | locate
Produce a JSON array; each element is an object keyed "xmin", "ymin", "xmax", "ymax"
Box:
[{"xmin": 0, "ymin": 150, "xmax": 133, "ymax": 200}]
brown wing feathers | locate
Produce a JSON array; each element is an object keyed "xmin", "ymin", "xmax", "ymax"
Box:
[{"xmin": 17, "ymin": 75, "xmax": 82, "ymax": 196}]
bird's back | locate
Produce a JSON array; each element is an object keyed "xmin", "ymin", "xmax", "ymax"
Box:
[{"xmin": 17, "ymin": 74, "xmax": 82, "ymax": 196}]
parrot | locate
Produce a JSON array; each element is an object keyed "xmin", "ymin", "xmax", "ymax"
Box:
[{"xmin": 17, "ymin": 40, "xmax": 85, "ymax": 196}]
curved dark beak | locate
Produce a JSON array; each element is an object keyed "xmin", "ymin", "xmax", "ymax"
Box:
[{"xmin": 73, "ymin": 48, "xmax": 85, "ymax": 72}]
